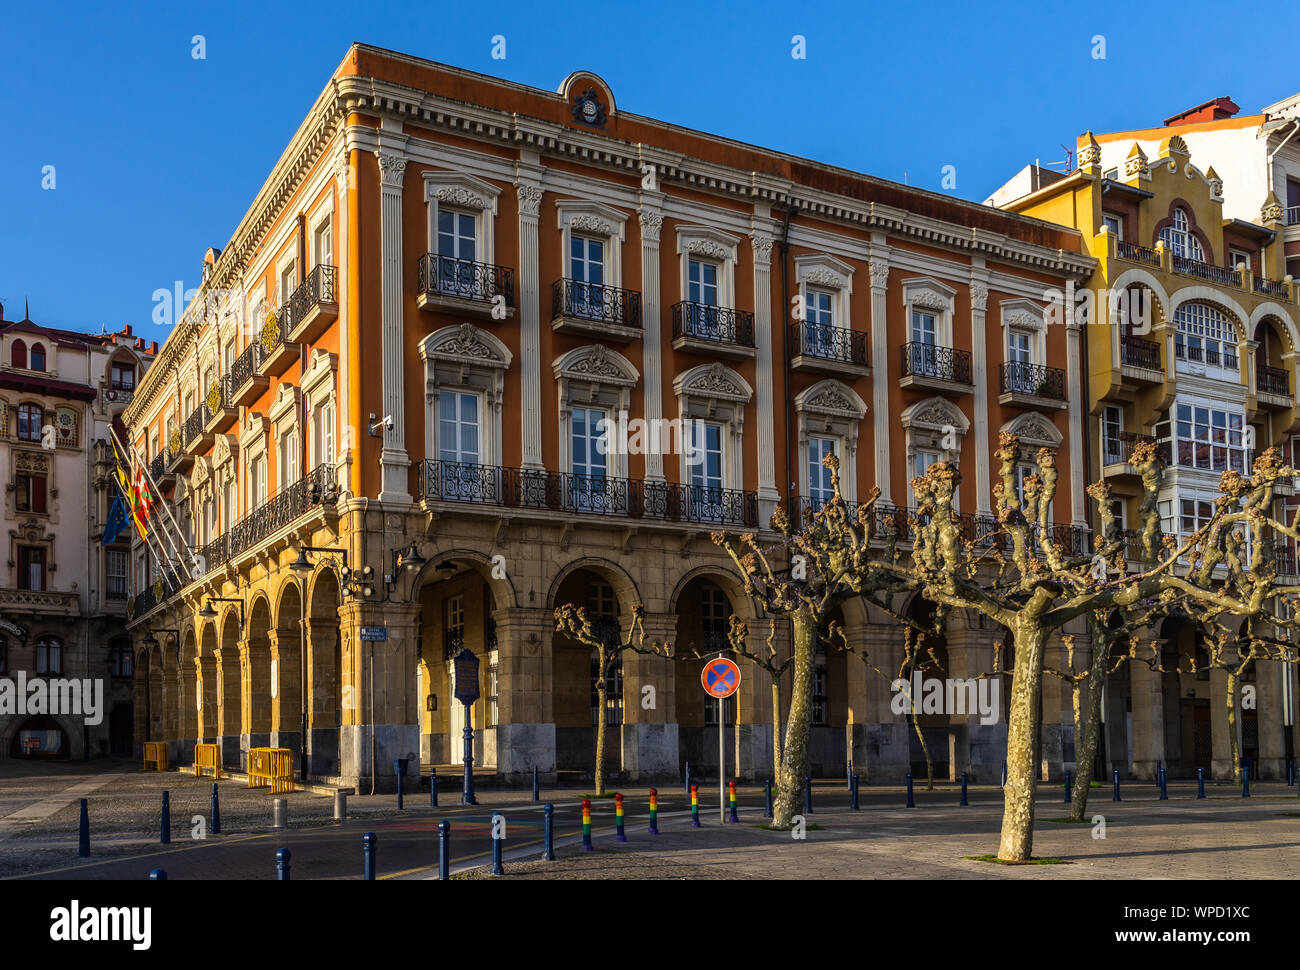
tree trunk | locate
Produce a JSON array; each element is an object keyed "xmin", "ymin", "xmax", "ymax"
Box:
[
  {"xmin": 998, "ymin": 621, "xmax": 1047, "ymax": 861},
  {"xmin": 771, "ymin": 673, "xmax": 783, "ymax": 785},
  {"xmin": 594, "ymin": 646, "xmax": 607, "ymax": 797},
  {"xmin": 1070, "ymin": 623, "xmax": 1109, "ymax": 822},
  {"xmin": 912, "ymin": 698, "xmax": 935, "ymax": 790},
  {"xmin": 1226, "ymin": 670, "xmax": 1241, "ymax": 785},
  {"xmin": 772, "ymin": 607, "xmax": 815, "ymax": 829}
]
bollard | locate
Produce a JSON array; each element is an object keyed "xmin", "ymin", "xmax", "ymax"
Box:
[
  {"xmin": 1158, "ymin": 767, "xmax": 1168, "ymax": 800},
  {"xmin": 362, "ymin": 832, "xmax": 376, "ymax": 880},
  {"xmin": 1113, "ymin": 768, "xmax": 1121, "ymax": 802},
  {"xmin": 276, "ymin": 847, "xmax": 291, "ymax": 881},
  {"xmin": 690, "ymin": 785, "xmax": 701, "ymax": 828},
  {"xmin": 532, "ymin": 765, "xmax": 539, "ymax": 802},
  {"xmin": 615, "ymin": 793, "xmax": 627, "ymax": 842},
  {"xmin": 438, "ymin": 821, "xmax": 450, "ymax": 880},
  {"xmin": 490, "ymin": 815, "xmax": 504, "ymax": 876},
  {"xmin": 542, "ymin": 804, "xmax": 556, "ymax": 860},
  {"xmin": 684, "ymin": 761, "xmax": 691, "ymax": 797},
  {"xmin": 1001, "ymin": 759, "xmax": 1007, "ymax": 787},
  {"xmin": 906, "ymin": 771, "xmax": 915, "ymax": 809},
  {"xmin": 804, "ymin": 776, "xmax": 813, "ymax": 815},
  {"xmin": 272, "ymin": 797, "xmax": 286, "ymax": 830},
  {"xmin": 581, "ymin": 799, "xmax": 593, "ymax": 850},
  {"xmin": 961, "ymin": 771, "xmax": 969, "ymax": 807},
  {"xmin": 851, "ymin": 773, "xmax": 860, "ymax": 811},
  {"xmin": 847, "ymin": 759, "xmax": 853, "ymax": 790},
  {"xmin": 1065, "ymin": 770, "xmax": 1072, "ymax": 803},
  {"xmin": 764, "ymin": 778, "xmax": 773, "ymax": 818},
  {"xmin": 728, "ymin": 780, "xmax": 739, "ymax": 823},
  {"xmin": 394, "ymin": 760, "xmax": 404, "ymax": 811},
  {"xmin": 160, "ymin": 791, "xmax": 171, "ymax": 844},
  {"xmin": 1197, "ymin": 767, "xmax": 1206, "ymax": 799},
  {"xmin": 649, "ymin": 789, "xmax": 659, "ymax": 835},
  {"xmin": 148, "ymin": 868, "xmax": 167, "ymax": 880},
  {"xmin": 1290, "ymin": 760, "xmax": 1295, "ymax": 788},
  {"xmin": 429, "ymin": 769, "xmax": 438, "ymax": 808},
  {"xmin": 78, "ymin": 799, "xmax": 90, "ymax": 858},
  {"xmin": 211, "ymin": 783, "xmax": 221, "ymax": 835},
  {"xmin": 334, "ymin": 790, "xmax": 348, "ymax": 820},
  {"xmin": 1242, "ymin": 759, "xmax": 1251, "ymax": 798}
]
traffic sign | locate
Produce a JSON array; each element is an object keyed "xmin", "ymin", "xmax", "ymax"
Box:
[{"xmin": 701, "ymin": 658, "xmax": 741, "ymax": 699}]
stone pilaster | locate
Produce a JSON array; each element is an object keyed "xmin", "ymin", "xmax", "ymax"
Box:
[
  {"xmin": 619, "ymin": 611, "xmax": 679, "ymax": 779},
  {"xmin": 1066, "ymin": 309, "xmax": 1087, "ymax": 526},
  {"xmin": 750, "ymin": 222, "xmax": 780, "ymax": 519},
  {"xmin": 867, "ymin": 248, "xmax": 892, "ymax": 503},
  {"xmin": 515, "ymin": 169, "xmax": 544, "ymax": 469},
  {"xmin": 1257, "ymin": 658, "xmax": 1286, "ymax": 779},
  {"xmin": 1131, "ymin": 653, "xmax": 1165, "ymax": 780},
  {"xmin": 215, "ymin": 647, "xmax": 241, "ymax": 767},
  {"xmin": 639, "ymin": 205, "xmax": 666, "ymax": 482},
  {"xmin": 375, "ymin": 147, "xmax": 411, "ymax": 502},
  {"xmin": 305, "ymin": 617, "xmax": 341, "ymax": 777},
  {"xmin": 268, "ymin": 628, "xmax": 303, "ymax": 758},
  {"xmin": 969, "ymin": 270, "xmax": 992, "ymax": 513},
  {"xmin": 492, "ymin": 607, "xmax": 556, "ymax": 780}
]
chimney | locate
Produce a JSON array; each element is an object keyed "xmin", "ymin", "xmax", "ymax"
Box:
[{"xmin": 1164, "ymin": 97, "xmax": 1239, "ymax": 127}]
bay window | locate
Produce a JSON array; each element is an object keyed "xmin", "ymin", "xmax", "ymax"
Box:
[{"xmin": 1172, "ymin": 402, "xmax": 1246, "ymax": 473}]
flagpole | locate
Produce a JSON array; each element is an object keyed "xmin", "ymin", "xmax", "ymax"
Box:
[
  {"xmin": 109, "ymin": 425, "xmax": 199, "ymax": 579},
  {"xmin": 106, "ymin": 456, "xmax": 187, "ymax": 594}
]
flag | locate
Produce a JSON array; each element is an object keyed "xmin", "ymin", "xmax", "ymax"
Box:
[
  {"xmin": 111, "ymin": 439, "xmax": 148, "ymax": 540},
  {"xmin": 103, "ymin": 494, "xmax": 127, "ymax": 546},
  {"xmin": 132, "ymin": 462, "xmax": 155, "ymax": 520}
]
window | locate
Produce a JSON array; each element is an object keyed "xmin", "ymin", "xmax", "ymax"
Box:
[
  {"xmin": 911, "ymin": 309, "xmax": 936, "ymax": 346},
  {"xmin": 204, "ymin": 495, "xmax": 216, "ymax": 542},
  {"xmin": 439, "ymin": 393, "xmax": 480, "ymax": 467},
  {"xmin": 106, "ymin": 549, "xmax": 127, "ymax": 599},
  {"xmin": 699, "ymin": 583, "xmax": 734, "ymax": 726},
  {"xmin": 1180, "ymin": 496, "xmax": 1215, "ymax": 536},
  {"xmin": 30, "ymin": 344, "xmax": 45, "ymax": 371},
  {"xmin": 111, "ymin": 362, "xmax": 135, "ymax": 389},
  {"xmin": 437, "ymin": 209, "xmax": 477, "ymax": 292},
  {"xmin": 912, "ymin": 448, "xmax": 940, "ymax": 481},
  {"xmin": 223, "ymin": 477, "xmax": 236, "ymax": 532},
  {"xmin": 1174, "ymin": 303, "xmax": 1238, "ymax": 371},
  {"xmin": 1102, "ymin": 213, "xmax": 1123, "ymax": 239},
  {"xmin": 486, "ymin": 659, "xmax": 498, "ymax": 728},
  {"xmin": 807, "ymin": 436, "xmax": 837, "ymax": 507},
  {"xmin": 35, "ymin": 636, "xmax": 61, "ymax": 675},
  {"xmin": 10, "ymin": 340, "xmax": 25, "ymax": 369},
  {"xmin": 280, "ymin": 429, "xmax": 299, "ymax": 487},
  {"xmin": 806, "ymin": 288, "xmax": 835, "ymax": 328},
  {"xmin": 1159, "ymin": 208, "xmax": 1205, "ymax": 261},
  {"xmin": 587, "ymin": 582, "xmax": 623, "ymax": 727},
  {"xmin": 250, "ymin": 454, "xmax": 267, "ymax": 508},
  {"xmin": 17, "ymin": 403, "xmax": 42, "ymax": 442},
  {"xmin": 688, "ymin": 258, "xmax": 719, "ymax": 306},
  {"xmin": 690, "ymin": 421, "xmax": 724, "ymax": 492},
  {"xmin": 1228, "ymin": 248, "xmax": 1251, "ymax": 272},
  {"xmin": 109, "ymin": 640, "xmax": 133, "ymax": 678},
  {"xmin": 1174, "ymin": 403, "xmax": 1246, "ymax": 473},
  {"xmin": 1014, "ymin": 463, "xmax": 1037, "ymax": 508},
  {"xmin": 1007, "ymin": 329, "xmax": 1032, "ymax": 364},
  {"xmin": 1102, "ymin": 406, "xmax": 1123, "ymax": 465},
  {"xmin": 445, "ymin": 595, "xmax": 465, "ymax": 649},
  {"xmin": 15, "ymin": 472, "xmax": 47, "ymax": 513},
  {"xmin": 314, "ymin": 217, "xmax": 334, "ymax": 268},
  {"xmin": 571, "ymin": 407, "xmax": 608, "ymax": 479},
  {"xmin": 222, "ymin": 339, "xmax": 235, "ymax": 374},
  {"xmin": 811, "ymin": 637, "xmax": 829, "ymax": 726},
  {"xmin": 279, "ymin": 260, "xmax": 297, "ymax": 305},
  {"xmin": 313, "ymin": 400, "xmax": 335, "ymax": 471}
]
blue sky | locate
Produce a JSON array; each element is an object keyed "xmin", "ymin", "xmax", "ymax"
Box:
[{"xmin": 2, "ymin": 0, "xmax": 1295, "ymax": 342}]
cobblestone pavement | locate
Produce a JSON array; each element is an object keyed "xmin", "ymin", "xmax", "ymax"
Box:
[{"xmin": 4, "ymin": 760, "xmax": 1298, "ymax": 879}]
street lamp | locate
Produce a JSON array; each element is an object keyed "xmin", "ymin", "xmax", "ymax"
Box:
[{"xmin": 199, "ymin": 597, "xmax": 245, "ymax": 627}]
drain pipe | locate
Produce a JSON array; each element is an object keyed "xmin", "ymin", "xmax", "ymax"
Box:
[{"xmin": 779, "ymin": 207, "xmax": 795, "ymax": 512}]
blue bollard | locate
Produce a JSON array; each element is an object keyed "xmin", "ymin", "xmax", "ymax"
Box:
[
  {"xmin": 532, "ymin": 766, "xmax": 539, "ymax": 802},
  {"xmin": 851, "ymin": 773, "xmax": 860, "ymax": 811},
  {"xmin": 1289, "ymin": 760, "xmax": 1295, "ymax": 787},
  {"xmin": 1112, "ymin": 768, "xmax": 1121, "ymax": 802},
  {"xmin": 276, "ymin": 847, "xmax": 291, "ymax": 880},
  {"xmin": 684, "ymin": 761, "xmax": 691, "ymax": 797},
  {"xmin": 764, "ymin": 778, "xmax": 773, "ymax": 818},
  {"xmin": 78, "ymin": 799, "xmax": 90, "ymax": 858},
  {"xmin": 846, "ymin": 760, "xmax": 853, "ymax": 790},
  {"xmin": 490, "ymin": 815, "xmax": 504, "ymax": 876},
  {"xmin": 211, "ymin": 783, "xmax": 221, "ymax": 835},
  {"xmin": 804, "ymin": 776, "xmax": 813, "ymax": 814},
  {"xmin": 394, "ymin": 760, "xmax": 405, "ymax": 811},
  {"xmin": 1000, "ymin": 759, "xmax": 1007, "ymax": 787},
  {"xmin": 438, "ymin": 821, "xmax": 450, "ymax": 880},
  {"xmin": 542, "ymin": 804, "xmax": 555, "ymax": 861},
  {"xmin": 1242, "ymin": 759, "xmax": 1251, "ymax": 798},
  {"xmin": 430, "ymin": 769, "xmax": 438, "ymax": 808},
  {"xmin": 160, "ymin": 791, "xmax": 171, "ymax": 845},
  {"xmin": 906, "ymin": 771, "xmax": 915, "ymax": 809},
  {"xmin": 961, "ymin": 771, "xmax": 969, "ymax": 807},
  {"xmin": 148, "ymin": 868, "xmax": 167, "ymax": 880},
  {"xmin": 1065, "ymin": 769, "xmax": 1072, "ymax": 803},
  {"xmin": 1158, "ymin": 767, "xmax": 1167, "ymax": 800},
  {"xmin": 1197, "ymin": 767, "xmax": 1206, "ymax": 799},
  {"xmin": 362, "ymin": 832, "xmax": 376, "ymax": 880}
]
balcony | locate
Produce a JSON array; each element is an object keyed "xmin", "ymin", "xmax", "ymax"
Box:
[
  {"xmin": 898, "ymin": 342, "xmax": 973, "ymax": 396},
  {"xmin": 417, "ymin": 459, "xmax": 757, "ymax": 528},
  {"xmin": 1101, "ymin": 432, "xmax": 1167, "ymax": 480},
  {"xmin": 102, "ymin": 383, "xmax": 134, "ymax": 410},
  {"xmin": 226, "ymin": 463, "xmax": 337, "ymax": 561},
  {"xmin": 166, "ymin": 425, "xmax": 192, "ymax": 474},
  {"xmin": 182, "ymin": 402, "xmax": 213, "ymax": 457},
  {"xmin": 417, "ymin": 254, "xmax": 514, "ymax": 319},
  {"xmin": 788, "ymin": 322, "xmax": 870, "ymax": 378},
  {"xmin": 858, "ymin": 503, "xmax": 1088, "ymax": 556},
  {"xmin": 998, "ymin": 361, "xmax": 1067, "ymax": 410},
  {"xmin": 1118, "ymin": 336, "xmax": 1162, "ymax": 382},
  {"xmin": 1174, "ymin": 341, "xmax": 1239, "ymax": 372},
  {"xmin": 194, "ymin": 534, "xmax": 227, "ymax": 579},
  {"xmin": 1115, "ymin": 240, "xmax": 1161, "ymax": 268},
  {"xmin": 551, "ymin": 279, "xmax": 641, "ymax": 341},
  {"xmin": 285, "ymin": 264, "xmax": 339, "ymax": 345},
  {"xmin": 128, "ymin": 572, "xmax": 180, "ymax": 622},
  {"xmin": 1254, "ymin": 275, "xmax": 1291, "ymax": 299},
  {"xmin": 230, "ymin": 341, "xmax": 269, "ymax": 408},
  {"xmin": 203, "ymin": 375, "xmax": 238, "ymax": 434},
  {"xmin": 255, "ymin": 308, "xmax": 299, "ymax": 378},
  {"xmin": 0, "ymin": 587, "xmax": 79, "ymax": 616},
  {"xmin": 670, "ymin": 302, "xmax": 755, "ymax": 358},
  {"xmin": 1172, "ymin": 254, "xmax": 1242, "ymax": 288},
  {"xmin": 1256, "ymin": 364, "xmax": 1293, "ymax": 409},
  {"xmin": 149, "ymin": 450, "xmax": 175, "ymax": 492}
]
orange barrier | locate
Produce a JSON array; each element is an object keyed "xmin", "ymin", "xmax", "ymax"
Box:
[
  {"xmin": 142, "ymin": 742, "xmax": 168, "ymax": 772},
  {"xmin": 247, "ymin": 747, "xmax": 295, "ymax": 793},
  {"xmin": 193, "ymin": 743, "xmax": 223, "ymax": 780}
]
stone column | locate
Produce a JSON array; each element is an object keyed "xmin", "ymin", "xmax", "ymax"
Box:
[
  {"xmin": 515, "ymin": 168, "xmax": 544, "ymax": 470},
  {"xmin": 215, "ymin": 647, "xmax": 240, "ymax": 767},
  {"xmin": 1210, "ymin": 663, "xmax": 1238, "ymax": 780},
  {"xmin": 268, "ymin": 628, "xmax": 302, "ymax": 758},
  {"xmin": 969, "ymin": 270, "xmax": 992, "ymax": 513},
  {"xmin": 1257, "ymin": 658, "xmax": 1286, "ymax": 779},
  {"xmin": 242, "ymin": 638, "xmax": 271, "ymax": 763},
  {"xmin": 619, "ymin": 611, "xmax": 679, "ymax": 780},
  {"xmin": 492, "ymin": 607, "xmax": 557, "ymax": 781},
  {"xmin": 859, "ymin": 622, "xmax": 910, "ymax": 782},
  {"xmin": 198, "ymin": 655, "xmax": 219, "ymax": 744},
  {"xmin": 333, "ymin": 145, "xmax": 353, "ymax": 498},
  {"xmin": 639, "ymin": 205, "xmax": 666, "ymax": 482},
  {"xmin": 750, "ymin": 221, "xmax": 780, "ymax": 521},
  {"xmin": 867, "ymin": 248, "xmax": 892, "ymax": 504},
  {"xmin": 375, "ymin": 147, "xmax": 411, "ymax": 502},
  {"xmin": 305, "ymin": 617, "xmax": 340, "ymax": 777},
  {"xmin": 1130, "ymin": 651, "xmax": 1165, "ymax": 780},
  {"xmin": 175, "ymin": 663, "xmax": 195, "ymax": 766}
]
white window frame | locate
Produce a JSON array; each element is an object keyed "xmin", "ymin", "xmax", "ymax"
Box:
[
  {"xmin": 557, "ymin": 199, "xmax": 627, "ymax": 290},
  {"xmin": 1169, "ymin": 397, "xmax": 1248, "ymax": 474},
  {"xmin": 1172, "ymin": 302, "xmax": 1240, "ymax": 376},
  {"xmin": 675, "ymin": 225, "xmax": 740, "ymax": 309},
  {"xmin": 555, "ymin": 345, "xmax": 639, "ymax": 482},
  {"xmin": 268, "ymin": 382, "xmax": 300, "ymax": 491},
  {"xmin": 309, "ymin": 195, "xmax": 336, "ymax": 270},
  {"xmin": 902, "ymin": 278, "xmax": 956, "ymax": 348},
  {"xmin": 276, "ymin": 247, "xmax": 299, "ymax": 307},
  {"xmin": 301, "ymin": 349, "xmax": 339, "ymax": 477},
  {"xmin": 795, "ymin": 253, "xmax": 855, "ymax": 333},
  {"xmin": 418, "ymin": 325, "xmax": 511, "ymax": 474},
  {"xmin": 795, "ymin": 380, "xmax": 868, "ymax": 504},
  {"xmin": 240, "ymin": 413, "xmax": 271, "ymax": 512},
  {"xmin": 1102, "ymin": 213, "xmax": 1124, "ymax": 240},
  {"xmin": 673, "ymin": 363, "xmax": 752, "ymax": 491},
  {"xmin": 423, "ymin": 171, "xmax": 500, "ymax": 265},
  {"xmin": 1160, "ymin": 208, "xmax": 1205, "ymax": 261}
]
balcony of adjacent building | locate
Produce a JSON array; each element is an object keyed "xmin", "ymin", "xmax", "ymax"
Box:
[
  {"xmin": 149, "ymin": 450, "xmax": 175, "ymax": 493},
  {"xmin": 1100, "ymin": 431, "xmax": 1167, "ymax": 483},
  {"xmin": 203, "ymin": 374, "xmax": 238, "ymax": 435},
  {"xmin": 551, "ymin": 279, "xmax": 642, "ymax": 341},
  {"xmin": 671, "ymin": 302, "xmax": 755, "ymax": 359},
  {"xmin": 1110, "ymin": 236, "xmax": 1297, "ymax": 307},
  {"xmin": 417, "ymin": 254, "xmax": 515, "ymax": 320},
  {"xmin": 788, "ymin": 322, "xmax": 869, "ymax": 378},
  {"xmin": 897, "ymin": 341, "xmax": 973, "ymax": 396},
  {"xmin": 1251, "ymin": 319, "xmax": 1295, "ymax": 413},
  {"xmin": 0, "ymin": 587, "xmax": 80, "ymax": 616},
  {"xmin": 283, "ymin": 264, "xmax": 339, "ymax": 345},
  {"xmin": 255, "ymin": 306, "xmax": 299, "ymax": 379},
  {"xmin": 230, "ymin": 340, "xmax": 269, "ymax": 408},
  {"xmin": 100, "ymin": 380, "xmax": 135, "ymax": 414},
  {"xmin": 1117, "ymin": 334, "xmax": 1163, "ymax": 385},
  {"xmin": 417, "ymin": 459, "xmax": 758, "ymax": 528},
  {"xmin": 998, "ymin": 360, "xmax": 1067, "ymax": 410},
  {"xmin": 182, "ymin": 400, "xmax": 213, "ymax": 457}
]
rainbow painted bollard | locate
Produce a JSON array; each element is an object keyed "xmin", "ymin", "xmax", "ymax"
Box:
[
  {"xmin": 615, "ymin": 793, "xmax": 627, "ymax": 842},
  {"xmin": 648, "ymin": 789, "xmax": 659, "ymax": 835},
  {"xmin": 690, "ymin": 785, "xmax": 701, "ymax": 828},
  {"xmin": 728, "ymin": 780, "xmax": 739, "ymax": 823},
  {"xmin": 581, "ymin": 799, "xmax": 593, "ymax": 851}
]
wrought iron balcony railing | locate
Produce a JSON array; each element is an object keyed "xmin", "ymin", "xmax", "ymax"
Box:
[
  {"xmin": 900, "ymin": 341, "xmax": 971, "ymax": 384},
  {"xmin": 790, "ymin": 322, "xmax": 868, "ymax": 366},
  {"xmin": 417, "ymin": 460, "xmax": 757, "ymax": 527},
  {"xmin": 1173, "ymin": 255, "xmax": 1241, "ymax": 287},
  {"xmin": 417, "ymin": 254, "xmax": 514, "ymax": 308},
  {"xmin": 552, "ymin": 279, "xmax": 641, "ymax": 329},
  {"xmin": 1174, "ymin": 341, "xmax": 1238, "ymax": 370},
  {"xmin": 1000, "ymin": 360, "xmax": 1066, "ymax": 400},
  {"xmin": 182, "ymin": 401, "xmax": 210, "ymax": 447},
  {"xmin": 1258, "ymin": 364, "xmax": 1290, "ymax": 397},
  {"xmin": 1120, "ymin": 336, "xmax": 1161, "ymax": 371},
  {"xmin": 671, "ymin": 302, "xmax": 755, "ymax": 347},
  {"xmin": 149, "ymin": 452, "xmax": 167, "ymax": 482},
  {"xmin": 1287, "ymin": 206, "xmax": 1300, "ymax": 227},
  {"xmin": 230, "ymin": 340, "xmax": 263, "ymax": 390},
  {"xmin": 284, "ymin": 264, "xmax": 337, "ymax": 329},
  {"xmin": 226, "ymin": 463, "xmax": 335, "ymax": 560},
  {"xmin": 1116, "ymin": 240, "xmax": 1160, "ymax": 267},
  {"xmin": 103, "ymin": 384, "xmax": 134, "ymax": 406},
  {"xmin": 1254, "ymin": 275, "xmax": 1289, "ymax": 298}
]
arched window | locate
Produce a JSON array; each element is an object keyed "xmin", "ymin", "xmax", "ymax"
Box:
[
  {"xmin": 10, "ymin": 340, "xmax": 26, "ymax": 369},
  {"xmin": 1159, "ymin": 208, "xmax": 1205, "ymax": 261},
  {"xmin": 29, "ymin": 343, "xmax": 45, "ymax": 371},
  {"xmin": 17, "ymin": 403, "xmax": 43, "ymax": 442},
  {"xmin": 1174, "ymin": 303, "xmax": 1239, "ymax": 372}
]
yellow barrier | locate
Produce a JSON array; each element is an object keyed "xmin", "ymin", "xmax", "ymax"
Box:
[
  {"xmin": 247, "ymin": 747, "xmax": 295, "ymax": 793},
  {"xmin": 193, "ymin": 743, "xmax": 223, "ymax": 780},
  {"xmin": 142, "ymin": 742, "xmax": 168, "ymax": 772}
]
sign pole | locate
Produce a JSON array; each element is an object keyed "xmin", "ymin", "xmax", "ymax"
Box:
[{"xmin": 718, "ymin": 694, "xmax": 725, "ymax": 823}]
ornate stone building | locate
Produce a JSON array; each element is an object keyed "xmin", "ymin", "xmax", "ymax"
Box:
[{"xmin": 124, "ymin": 45, "xmax": 1095, "ymax": 791}]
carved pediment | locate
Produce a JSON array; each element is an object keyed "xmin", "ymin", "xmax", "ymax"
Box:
[
  {"xmin": 675, "ymin": 362, "xmax": 753, "ymax": 404},
  {"xmin": 420, "ymin": 323, "xmax": 512, "ymax": 370}
]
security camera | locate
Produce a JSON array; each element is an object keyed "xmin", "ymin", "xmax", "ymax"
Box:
[{"xmin": 368, "ymin": 413, "xmax": 394, "ymax": 437}]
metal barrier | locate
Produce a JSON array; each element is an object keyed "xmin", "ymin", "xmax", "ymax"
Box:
[
  {"xmin": 142, "ymin": 742, "xmax": 168, "ymax": 772},
  {"xmin": 193, "ymin": 743, "xmax": 223, "ymax": 780},
  {"xmin": 247, "ymin": 747, "xmax": 295, "ymax": 793}
]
